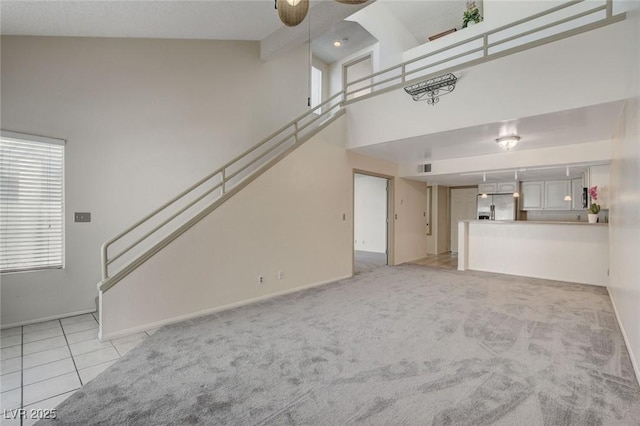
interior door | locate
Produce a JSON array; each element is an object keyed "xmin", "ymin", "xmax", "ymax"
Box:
[{"xmin": 450, "ymin": 188, "xmax": 478, "ymax": 252}]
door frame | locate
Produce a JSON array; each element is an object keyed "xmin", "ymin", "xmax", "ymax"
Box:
[
  {"xmin": 352, "ymin": 169, "xmax": 395, "ymax": 276},
  {"xmin": 342, "ymin": 52, "xmax": 373, "ymax": 99}
]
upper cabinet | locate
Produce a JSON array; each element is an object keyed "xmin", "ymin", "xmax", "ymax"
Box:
[
  {"xmin": 478, "ymin": 183, "xmax": 496, "ymax": 194},
  {"xmin": 478, "ymin": 181, "xmax": 518, "ymax": 194},
  {"xmin": 497, "ymin": 182, "xmax": 518, "ymax": 193},
  {"xmin": 545, "ymin": 180, "xmax": 571, "ymax": 210},
  {"xmin": 589, "ymin": 165, "xmax": 610, "ymax": 209},
  {"xmin": 521, "ymin": 181, "xmax": 544, "ymax": 210},
  {"xmin": 522, "ymin": 180, "xmax": 576, "ymax": 211}
]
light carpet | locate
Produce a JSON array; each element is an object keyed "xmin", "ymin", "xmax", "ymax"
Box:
[{"xmin": 40, "ymin": 266, "xmax": 640, "ymax": 425}]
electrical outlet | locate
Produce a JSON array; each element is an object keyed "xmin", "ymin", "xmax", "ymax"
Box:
[
  {"xmin": 258, "ymin": 275, "xmax": 264, "ymax": 284},
  {"xmin": 278, "ymin": 270, "xmax": 284, "ymax": 280}
]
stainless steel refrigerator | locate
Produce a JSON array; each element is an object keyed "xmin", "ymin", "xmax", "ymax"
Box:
[{"xmin": 477, "ymin": 194, "xmax": 517, "ymax": 221}]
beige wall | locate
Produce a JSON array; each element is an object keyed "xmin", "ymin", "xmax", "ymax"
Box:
[
  {"xmin": 0, "ymin": 36, "xmax": 310, "ymax": 326},
  {"xmin": 101, "ymin": 116, "xmax": 428, "ymax": 338}
]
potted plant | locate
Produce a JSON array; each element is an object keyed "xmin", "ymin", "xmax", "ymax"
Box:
[
  {"xmin": 463, "ymin": 1, "xmax": 483, "ymax": 28},
  {"xmin": 588, "ymin": 186, "xmax": 600, "ymax": 223}
]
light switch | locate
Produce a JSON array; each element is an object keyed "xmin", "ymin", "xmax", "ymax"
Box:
[{"xmin": 75, "ymin": 212, "xmax": 91, "ymax": 223}]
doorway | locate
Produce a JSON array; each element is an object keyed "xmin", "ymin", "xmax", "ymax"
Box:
[
  {"xmin": 353, "ymin": 172, "xmax": 391, "ymax": 274},
  {"xmin": 343, "ymin": 53, "xmax": 373, "ymax": 101},
  {"xmin": 450, "ymin": 187, "xmax": 478, "ymax": 252}
]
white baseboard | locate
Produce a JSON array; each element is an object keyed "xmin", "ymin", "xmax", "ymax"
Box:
[
  {"xmin": 607, "ymin": 287, "xmax": 640, "ymax": 387},
  {"xmin": 1, "ymin": 308, "xmax": 96, "ymax": 329},
  {"xmin": 99, "ymin": 274, "xmax": 352, "ymax": 341}
]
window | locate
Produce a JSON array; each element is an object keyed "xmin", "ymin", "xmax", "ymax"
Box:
[
  {"xmin": 311, "ymin": 66, "xmax": 323, "ymax": 115},
  {"xmin": 1, "ymin": 131, "xmax": 65, "ymax": 273}
]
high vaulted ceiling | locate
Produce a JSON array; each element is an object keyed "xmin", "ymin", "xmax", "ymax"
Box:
[{"xmin": 0, "ymin": 1, "xmax": 471, "ymax": 63}]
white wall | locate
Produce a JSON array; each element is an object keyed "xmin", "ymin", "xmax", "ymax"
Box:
[
  {"xmin": 348, "ymin": 1, "xmax": 417, "ymax": 69},
  {"xmin": 348, "ymin": 16, "xmax": 633, "ymax": 150},
  {"xmin": 608, "ymin": 7, "xmax": 640, "ymax": 382},
  {"xmin": 354, "ymin": 174, "xmax": 387, "ymax": 253},
  {"xmin": 100, "ymin": 116, "xmax": 428, "ymax": 338},
  {"xmin": 0, "ymin": 36, "xmax": 310, "ymax": 326}
]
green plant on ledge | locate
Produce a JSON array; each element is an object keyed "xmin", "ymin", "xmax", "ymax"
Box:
[
  {"xmin": 588, "ymin": 186, "xmax": 601, "ymax": 214},
  {"xmin": 463, "ymin": 1, "xmax": 483, "ymax": 28}
]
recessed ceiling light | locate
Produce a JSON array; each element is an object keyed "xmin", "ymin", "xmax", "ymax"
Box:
[{"xmin": 333, "ymin": 38, "xmax": 348, "ymax": 47}]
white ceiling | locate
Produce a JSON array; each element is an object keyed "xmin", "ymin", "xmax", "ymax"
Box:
[
  {"xmin": 312, "ymin": 21, "xmax": 377, "ymax": 64},
  {"xmin": 0, "ymin": 1, "xmax": 284, "ymax": 41},
  {"xmin": 351, "ymin": 100, "xmax": 623, "ymax": 185}
]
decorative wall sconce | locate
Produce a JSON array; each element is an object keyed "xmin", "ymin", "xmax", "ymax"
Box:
[{"xmin": 404, "ymin": 73, "xmax": 458, "ymax": 105}]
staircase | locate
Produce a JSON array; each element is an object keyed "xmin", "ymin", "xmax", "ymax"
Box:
[{"xmin": 98, "ymin": 0, "xmax": 624, "ymax": 295}]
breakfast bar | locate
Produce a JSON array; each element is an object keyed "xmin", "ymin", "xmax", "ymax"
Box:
[{"xmin": 457, "ymin": 220, "xmax": 609, "ymax": 286}]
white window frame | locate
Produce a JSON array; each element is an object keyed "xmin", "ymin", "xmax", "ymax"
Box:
[{"xmin": 1, "ymin": 130, "xmax": 65, "ymax": 273}]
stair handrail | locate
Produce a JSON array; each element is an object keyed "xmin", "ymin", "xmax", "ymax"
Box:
[
  {"xmin": 100, "ymin": 0, "xmax": 625, "ymax": 288},
  {"xmin": 101, "ymin": 90, "xmax": 345, "ymax": 281},
  {"xmin": 343, "ymin": 0, "xmax": 620, "ymax": 101}
]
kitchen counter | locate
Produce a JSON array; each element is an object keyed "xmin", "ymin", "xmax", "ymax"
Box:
[
  {"xmin": 465, "ymin": 220, "xmax": 608, "ymax": 226},
  {"xmin": 458, "ymin": 220, "xmax": 609, "ymax": 286}
]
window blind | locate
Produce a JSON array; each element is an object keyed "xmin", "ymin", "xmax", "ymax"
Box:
[{"xmin": 0, "ymin": 132, "xmax": 64, "ymax": 273}]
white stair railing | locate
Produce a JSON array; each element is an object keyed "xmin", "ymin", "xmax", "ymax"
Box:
[{"xmin": 99, "ymin": 0, "xmax": 624, "ymax": 292}]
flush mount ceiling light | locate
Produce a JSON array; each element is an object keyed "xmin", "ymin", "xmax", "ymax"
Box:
[
  {"xmin": 276, "ymin": 0, "xmax": 367, "ymax": 27},
  {"xmin": 404, "ymin": 73, "xmax": 458, "ymax": 105},
  {"xmin": 496, "ymin": 135, "xmax": 521, "ymax": 151}
]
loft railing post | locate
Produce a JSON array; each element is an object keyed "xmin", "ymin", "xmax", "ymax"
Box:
[
  {"xmin": 401, "ymin": 64, "xmax": 406, "ymax": 83},
  {"xmin": 606, "ymin": 0, "xmax": 612, "ymax": 17},
  {"xmin": 101, "ymin": 244, "xmax": 108, "ymax": 280},
  {"xmin": 483, "ymin": 34, "xmax": 489, "ymax": 57},
  {"xmin": 294, "ymin": 122, "xmax": 299, "ymax": 144},
  {"xmin": 222, "ymin": 169, "xmax": 226, "ymax": 194}
]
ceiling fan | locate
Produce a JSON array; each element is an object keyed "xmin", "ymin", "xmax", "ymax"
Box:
[{"xmin": 276, "ymin": 0, "xmax": 368, "ymax": 27}]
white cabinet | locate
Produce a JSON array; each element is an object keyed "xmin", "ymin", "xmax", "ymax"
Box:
[
  {"xmin": 589, "ymin": 165, "xmax": 610, "ymax": 209},
  {"xmin": 478, "ymin": 183, "xmax": 496, "ymax": 194},
  {"xmin": 478, "ymin": 181, "xmax": 518, "ymax": 194},
  {"xmin": 545, "ymin": 180, "xmax": 571, "ymax": 210},
  {"xmin": 521, "ymin": 182, "xmax": 544, "ymax": 210},
  {"xmin": 571, "ymin": 178, "xmax": 585, "ymax": 210},
  {"xmin": 497, "ymin": 181, "xmax": 518, "ymax": 193}
]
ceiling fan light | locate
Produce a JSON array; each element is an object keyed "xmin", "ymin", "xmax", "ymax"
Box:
[
  {"xmin": 277, "ymin": 0, "xmax": 309, "ymax": 27},
  {"xmin": 496, "ymin": 135, "xmax": 521, "ymax": 151}
]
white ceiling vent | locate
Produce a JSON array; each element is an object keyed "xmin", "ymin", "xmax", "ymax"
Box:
[{"xmin": 418, "ymin": 164, "xmax": 432, "ymax": 173}]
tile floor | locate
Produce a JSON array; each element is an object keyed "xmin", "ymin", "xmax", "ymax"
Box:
[{"xmin": 0, "ymin": 312, "xmax": 158, "ymax": 425}]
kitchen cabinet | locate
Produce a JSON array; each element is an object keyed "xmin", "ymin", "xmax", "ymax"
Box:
[
  {"xmin": 478, "ymin": 181, "xmax": 518, "ymax": 194},
  {"xmin": 571, "ymin": 178, "xmax": 585, "ymax": 210},
  {"xmin": 478, "ymin": 183, "xmax": 496, "ymax": 194},
  {"xmin": 545, "ymin": 180, "xmax": 571, "ymax": 210},
  {"xmin": 497, "ymin": 181, "xmax": 518, "ymax": 193},
  {"xmin": 521, "ymin": 182, "xmax": 544, "ymax": 210}
]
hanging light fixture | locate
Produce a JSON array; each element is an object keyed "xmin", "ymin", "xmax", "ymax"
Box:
[
  {"xmin": 496, "ymin": 135, "xmax": 521, "ymax": 151},
  {"xmin": 277, "ymin": 0, "xmax": 309, "ymax": 27},
  {"xmin": 513, "ymin": 170, "xmax": 520, "ymax": 198},
  {"xmin": 564, "ymin": 166, "xmax": 572, "ymax": 201},
  {"xmin": 277, "ymin": 0, "xmax": 367, "ymax": 27}
]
